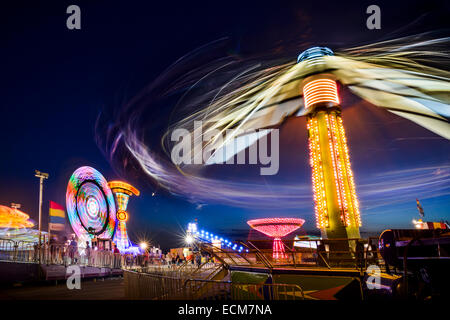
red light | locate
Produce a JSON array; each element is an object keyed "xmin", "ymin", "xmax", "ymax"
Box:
[
  {"xmin": 303, "ymin": 79, "xmax": 339, "ymax": 109},
  {"xmin": 247, "ymin": 218, "xmax": 305, "ymax": 259}
]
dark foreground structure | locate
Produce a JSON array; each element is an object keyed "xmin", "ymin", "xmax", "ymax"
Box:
[{"xmin": 1, "ymin": 228, "xmax": 449, "ymax": 300}]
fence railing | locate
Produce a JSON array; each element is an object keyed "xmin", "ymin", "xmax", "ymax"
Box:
[
  {"xmin": 0, "ymin": 238, "xmax": 137, "ymax": 269},
  {"xmin": 123, "ymin": 270, "xmax": 304, "ymax": 300},
  {"xmin": 197, "ymin": 238, "xmax": 383, "ymax": 272}
]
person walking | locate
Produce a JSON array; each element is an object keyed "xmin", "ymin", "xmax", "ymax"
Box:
[
  {"xmin": 195, "ymin": 253, "xmax": 202, "ymax": 268},
  {"xmin": 85, "ymin": 241, "xmax": 91, "ymax": 266},
  {"xmin": 111, "ymin": 244, "xmax": 120, "ymax": 268},
  {"xmin": 49, "ymin": 237, "xmax": 56, "ymax": 264},
  {"xmin": 165, "ymin": 252, "xmax": 172, "ymax": 266},
  {"xmin": 143, "ymin": 250, "xmax": 150, "ymax": 267},
  {"xmin": 69, "ymin": 237, "xmax": 77, "ymax": 264}
]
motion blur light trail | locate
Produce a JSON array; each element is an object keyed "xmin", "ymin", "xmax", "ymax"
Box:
[
  {"xmin": 0, "ymin": 205, "xmax": 34, "ymax": 229},
  {"xmin": 0, "ymin": 205, "xmax": 40, "ymax": 246},
  {"xmin": 66, "ymin": 166, "xmax": 117, "ymax": 243},
  {"xmin": 97, "ymin": 33, "xmax": 450, "ymax": 210}
]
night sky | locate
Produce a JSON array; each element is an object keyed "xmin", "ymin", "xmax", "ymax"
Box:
[{"xmin": 1, "ymin": 1, "xmax": 449, "ymax": 250}]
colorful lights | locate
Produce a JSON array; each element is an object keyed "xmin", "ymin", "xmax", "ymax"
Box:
[
  {"xmin": 66, "ymin": 168, "xmax": 143, "ymax": 254},
  {"xmin": 305, "ymin": 78, "xmax": 362, "ymax": 233},
  {"xmin": 188, "ymin": 222, "xmax": 245, "ymax": 252},
  {"xmin": 247, "ymin": 218, "xmax": 305, "ymax": 259},
  {"xmin": 337, "ymin": 117, "xmax": 361, "ymax": 227},
  {"xmin": 116, "ymin": 210, "xmax": 128, "ymax": 222},
  {"xmin": 0, "ymin": 205, "xmax": 34, "ymax": 229},
  {"xmin": 303, "ymin": 79, "xmax": 339, "ymax": 109},
  {"xmin": 108, "ymin": 181, "xmax": 140, "ymax": 253},
  {"xmin": 107, "ymin": 181, "xmax": 140, "ymax": 196},
  {"xmin": 66, "ymin": 166, "xmax": 117, "ymax": 242},
  {"xmin": 307, "ymin": 117, "xmax": 329, "ymax": 228}
]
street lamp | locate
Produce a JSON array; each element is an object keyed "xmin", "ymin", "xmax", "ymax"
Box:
[
  {"xmin": 140, "ymin": 242, "xmax": 148, "ymax": 251},
  {"xmin": 185, "ymin": 235, "xmax": 194, "ymax": 245},
  {"xmin": 35, "ymin": 170, "xmax": 49, "ymax": 253}
]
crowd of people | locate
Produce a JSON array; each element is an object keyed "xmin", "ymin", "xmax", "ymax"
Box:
[
  {"xmin": 34, "ymin": 236, "xmax": 214, "ymax": 270},
  {"xmin": 163, "ymin": 251, "xmax": 211, "ymax": 267}
]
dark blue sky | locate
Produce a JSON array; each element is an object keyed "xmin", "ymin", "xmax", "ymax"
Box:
[{"xmin": 1, "ymin": 0, "xmax": 449, "ymax": 250}]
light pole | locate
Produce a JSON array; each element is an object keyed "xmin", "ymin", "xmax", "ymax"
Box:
[{"xmin": 35, "ymin": 170, "xmax": 49, "ymax": 258}]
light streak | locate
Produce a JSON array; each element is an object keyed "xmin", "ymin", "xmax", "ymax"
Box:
[{"xmin": 96, "ymin": 34, "xmax": 450, "ymax": 210}]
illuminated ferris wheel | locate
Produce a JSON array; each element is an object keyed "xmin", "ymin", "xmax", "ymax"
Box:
[{"xmin": 66, "ymin": 166, "xmax": 117, "ymax": 242}]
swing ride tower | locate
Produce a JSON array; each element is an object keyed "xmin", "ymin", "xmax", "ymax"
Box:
[{"xmin": 299, "ymin": 47, "xmax": 361, "ymax": 241}]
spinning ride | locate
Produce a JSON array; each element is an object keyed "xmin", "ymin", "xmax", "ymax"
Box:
[
  {"xmin": 247, "ymin": 218, "xmax": 305, "ymax": 259},
  {"xmin": 108, "ymin": 181, "xmax": 141, "ymax": 253},
  {"xmin": 66, "ymin": 166, "xmax": 116, "ymax": 243}
]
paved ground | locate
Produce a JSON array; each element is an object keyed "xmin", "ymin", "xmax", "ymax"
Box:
[{"xmin": 0, "ymin": 277, "xmax": 125, "ymax": 300}]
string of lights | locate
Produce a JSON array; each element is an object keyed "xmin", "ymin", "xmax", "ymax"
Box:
[{"xmin": 186, "ymin": 222, "xmax": 246, "ymax": 253}]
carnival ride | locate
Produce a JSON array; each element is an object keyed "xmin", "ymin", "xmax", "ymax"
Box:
[
  {"xmin": 247, "ymin": 218, "xmax": 305, "ymax": 259},
  {"xmin": 102, "ymin": 36, "xmax": 449, "ymax": 244},
  {"xmin": 0, "ymin": 205, "xmax": 34, "ymax": 229},
  {"xmin": 108, "ymin": 180, "xmax": 141, "ymax": 254},
  {"xmin": 66, "ymin": 166, "xmax": 141, "ymax": 253},
  {"xmin": 168, "ymin": 44, "xmax": 449, "ymax": 241},
  {"xmin": 0, "ymin": 205, "xmax": 43, "ymax": 246},
  {"xmin": 94, "ymin": 35, "xmax": 450, "ymax": 300}
]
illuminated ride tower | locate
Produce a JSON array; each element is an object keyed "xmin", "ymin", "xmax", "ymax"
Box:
[
  {"xmin": 107, "ymin": 181, "xmax": 140, "ymax": 252},
  {"xmin": 298, "ymin": 47, "xmax": 361, "ymax": 241}
]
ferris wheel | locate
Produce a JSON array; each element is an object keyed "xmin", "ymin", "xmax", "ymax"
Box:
[{"xmin": 66, "ymin": 166, "xmax": 117, "ymax": 242}]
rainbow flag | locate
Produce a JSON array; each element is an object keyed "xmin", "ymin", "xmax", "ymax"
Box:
[{"xmin": 49, "ymin": 201, "xmax": 65, "ymax": 231}]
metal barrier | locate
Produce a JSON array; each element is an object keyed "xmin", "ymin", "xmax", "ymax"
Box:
[
  {"xmin": 1, "ymin": 236, "xmax": 384, "ymax": 275},
  {"xmin": 123, "ymin": 270, "xmax": 304, "ymax": 300},
  {"xmin": 0, "ymin": 239, "xmax": 37, "ymax": 263},
  {"xmin": 196, "ymin": 238, "xmax": 381, "ymax": 272},
  {"xmin": 0, "ymin": 238, "xmax": 128, "ymax": 269}
]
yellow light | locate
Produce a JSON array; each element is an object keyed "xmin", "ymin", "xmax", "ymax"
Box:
[
  {"xmin": 140, "ymin": 242, "xmax": 148, "ymax": 250},
  {"xmin": 116, "ymin": 210, "xmax": 128, "ymax": 222},
  {"xmin": 0, "ymin": 205, "xmax": 34, "ymax": 229},
  {"xmin": 308, "ymin": 117, "xmax": 329, "ymax": 228},
  {"xmin": 108, "ymin": 181, "xmax": 140, "ymax": 196},
  {"xmin": 305, "ymin": 78, "xmax": 361, "ymax": 232}
]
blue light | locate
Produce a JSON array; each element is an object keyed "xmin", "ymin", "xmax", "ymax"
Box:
[{"xmin": 297, "ymin": 46, "xmax": 334, "ymax": 64}]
